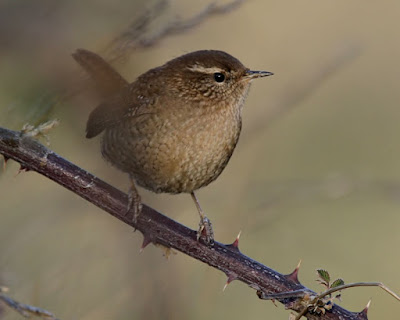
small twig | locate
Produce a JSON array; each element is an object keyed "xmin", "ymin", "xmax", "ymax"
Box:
[
  {"xmin": 317, "ymin": 282, "xmax": 400, "ymax": 303},
  {"xmin": 293, "ymin": 282, "xmax": 400, "ymax": 320},
  {"xmin": 21, "ymin": 119, "xmax": 60, "ymax": 146},
  {"xmin": 257, "ymin": 289, "xmax": 308, "ymax": 300},
  {"xmin": 0, "ymin": 287, "xmax": 59, "ymax": 320}
]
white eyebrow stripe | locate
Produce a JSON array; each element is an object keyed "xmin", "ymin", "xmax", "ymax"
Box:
[{"xmin": 187, "ymin": 65, "xmax": 224, "ymax": 74}]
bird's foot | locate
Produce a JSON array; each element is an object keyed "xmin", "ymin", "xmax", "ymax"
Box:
[{"xmin": 197, "ymin": 216, "xmax": 214, "ymax": 246}]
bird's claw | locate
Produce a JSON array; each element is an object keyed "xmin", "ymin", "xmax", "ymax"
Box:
[{"xmin": 197, "ymin": 216, "xmax": 214, "ymax": 246}]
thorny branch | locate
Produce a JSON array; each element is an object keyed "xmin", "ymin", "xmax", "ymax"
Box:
[{"xmin": 0, "ymin": 126, "xmax": 374, "ymax": 320}]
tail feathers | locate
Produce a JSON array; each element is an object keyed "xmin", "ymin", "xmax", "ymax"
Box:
[
  {"xmin": 72, "ymin": 49, "xmax": 129, "ymax": 97},
  {"xmin": 73, "ymin": 49, "xmax": 130, "ymax": 138}
]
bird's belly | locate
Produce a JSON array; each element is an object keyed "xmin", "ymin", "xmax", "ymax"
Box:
[{"xmin": 102, "ymin": 112, "xmax": 241, "ymax": 194}]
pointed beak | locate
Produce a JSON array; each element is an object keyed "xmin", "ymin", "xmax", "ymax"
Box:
[{"xmin": 245, "ymin": 70, "xmax": 274, "ymax": 79}]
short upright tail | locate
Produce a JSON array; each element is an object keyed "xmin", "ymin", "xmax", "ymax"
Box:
[
  {"xmin": 73, "ymin": 49, "xmax": 130, "ymax": 138},
  {"xmin": 72, "ymin": 49, "xmax": 129, "ymax": 98}
]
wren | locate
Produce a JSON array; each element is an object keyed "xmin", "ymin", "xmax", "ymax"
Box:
[{"xmin": 73, "ymin": 49, "xmax": 273, "ymax": 244}]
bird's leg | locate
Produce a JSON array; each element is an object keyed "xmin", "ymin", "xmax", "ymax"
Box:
[
  {"xmin": 190, "ymin": 191, "xmax": 214, "ymax": 245},
  {"xmin": 126, "ymin": 174, "xmax": 142, "ymax": 224}
]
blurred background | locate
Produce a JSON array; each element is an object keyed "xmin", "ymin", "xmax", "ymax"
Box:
[{"xmin": 1, "ymin": 0, "xmax": 400, "ymax": 319}]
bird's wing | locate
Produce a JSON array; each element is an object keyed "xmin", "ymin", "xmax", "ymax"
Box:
[
  {"xmin": 85, "ymin": 88, "xmax": 155, "ymax": 139},
  {"xmin": 85, "ymin": 96, "xmax": 123, "ymax": 138}
]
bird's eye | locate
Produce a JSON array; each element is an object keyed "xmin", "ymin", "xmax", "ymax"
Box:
[{"xmin": 214, "ymin": 72, "xmax": 225, "ymax": 83}]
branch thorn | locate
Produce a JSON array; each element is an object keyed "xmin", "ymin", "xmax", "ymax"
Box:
[
  {"xmin": 15, "ymin": 164, "xmax": 30, "ymax": 175},
  {"xmin": 285, "ymin": 259, "xmax": 302, "ymax": 284},
  {"xmin": 361, "ymin": 299, "xmax": 371, "ymax": 316},
  {"xmin": 139, "ymin": 234, "xmax": 152, "ymax": 253},
  {"xmin": 223, "ymin": 272, "xmax": 238, "ymax": 291},
  {"xmin": 227, "ymin": 230, "xmax": 241, "ymax": 252}
]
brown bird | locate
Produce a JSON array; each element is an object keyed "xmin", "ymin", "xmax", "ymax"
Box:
[{"xmin": 73, "ymin": 49, "xmax": 273, "ymax": 244}]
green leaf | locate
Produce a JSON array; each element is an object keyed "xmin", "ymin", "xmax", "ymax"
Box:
[
  {"xmin": 316, "ymin": 269, "xmax": 330, "ymax": 284},
  {"xmin": 331, "ymin": 278, "xmax": 345, "ymax": 288}
]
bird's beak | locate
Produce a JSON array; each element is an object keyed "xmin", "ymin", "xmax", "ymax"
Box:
[{"xmin": 245, "ymin": 70, "xmax": 274, "ymax": 79}]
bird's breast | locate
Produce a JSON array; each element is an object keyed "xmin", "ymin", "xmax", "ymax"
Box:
[{"xmin": 102, "ymin": 102, "xmax": 242, "ymax": 194}]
